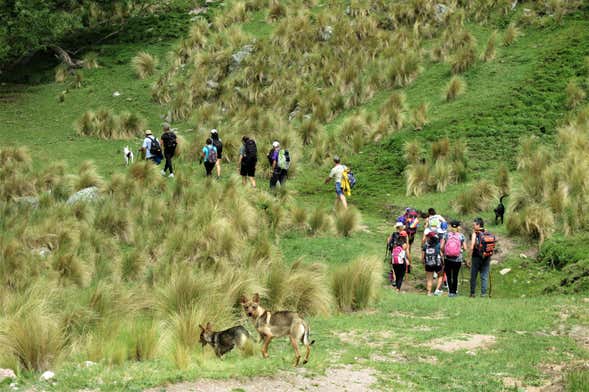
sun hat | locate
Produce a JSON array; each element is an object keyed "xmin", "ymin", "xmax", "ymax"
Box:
[
  {"xmin": 162, "ymin": 122, "xmax": 170, "ymax": 130},
  {"xmin": 145, "ymin": 129, "xmax": 153, "ymax": 135},
  {"xmin": 272, "ymin": 141, "xmax": 280, "ymax": 148},
  {"xmin": 395, "ymin": 222, "xmax": 404, "ymax": 229},
  {"xmin": 211, "ymin": 128, "xmax": 218, "ymax": 134}
]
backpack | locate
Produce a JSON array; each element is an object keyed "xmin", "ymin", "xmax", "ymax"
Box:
[
  {"xmin": 206, "ymin": 145, "xmax": 217, "ymax": 163},
  {"xmin": 445, "ymin": 232, "xmax": 462, "ymax": 258},
  {"xmin": 148, "ymin": 137, "xmax": 162, "ymax": 157},
  {"xmin": 212, "ymin": 139, "xmax": 223, "ymax": 156},
  {"xmin": 278, "ymin": 149, "xmax": 291, "ymax": 170},
  {"xmin": 392, "ymin": 246, "xmax": 405, "ymax": 265},
  {"xmin": 387, "ymin": 232, "xmax": 405, "ymax": 252},
  {"xmin": 343, "ymin": 168, "xmax": 356, "ymax": 188},
  {"xmin": 406, "ymin": 215, "xmax": 419, "ymax": 234},
  {"xmin": 245, "ymin": 139, "xmax": 257, "ymax": 159},
  {"xmin": 424, "ymin": 241, "xmax": 441, "ymax": 267},
  {"xmin": 476, "ymin": 230, "xmax": 496, "ymax": 258},
  {"xmin": 162, "ymin": 132, "xmax": 177, "ymax": 150}
]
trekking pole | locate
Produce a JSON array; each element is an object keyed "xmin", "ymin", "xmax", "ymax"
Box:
[{"xmin": 489, "ymin": 266, "xmax": 493, "ymax": 298}]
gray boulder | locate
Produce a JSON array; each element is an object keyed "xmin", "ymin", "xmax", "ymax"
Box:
[
  {"xmin": 230, "ymin": 45, "xmax": 254, "ymax": 72},
  {"xmin": 319, "ymin": 26, "xmax": 333, "ymax": 42},
  {"xmin": 66, "ymin": 186, "xmax": 99, "ymax": 205},
  {"xmin": 435, "ymin": 4, "xmax": 449, "ymax": 21},
  {"xmin": 13, "ymin": 196, "xmax": 39, "ymax": 209}
]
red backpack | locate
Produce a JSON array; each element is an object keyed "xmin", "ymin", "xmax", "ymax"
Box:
[{"xmin": 476, "ymin": 230, "xmax": 496, "ymax": 258}]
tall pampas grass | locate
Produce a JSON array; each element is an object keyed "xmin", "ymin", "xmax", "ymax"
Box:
[
  {"xmin": 331, "ymin": 256, "xmax": 382, "ymax": 312},
  {"xmin": 503, "ymin": 23, "xmax": 519, "ymax": 46},
  {"xmin": 412, "ymin": 102, "xmax": 428, "ymax": 130},
  {"xmin": 566, "ymin": 80, "xmax": 586, "ymax": 109},
  {"xmin": 335, "ymin": 207, "xmax": 360, "ymax": 237},
  {"xmin": 482, "ymin": 31, "xmax": 497, "ymax": 61},
  {"xmin": 406, "ymin": 163, "xmax": 430, "ymax": 196},
  {"xmin": 445, "ymin": 76, "xmax": 466, "ymax": 101}
]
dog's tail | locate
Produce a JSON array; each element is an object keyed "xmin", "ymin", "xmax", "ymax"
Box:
[
  {"xmin": 302, "ymin": 323, "xmax": 315, "ymax": 346},
  {"xmin": 499, "ymin": 194, "xmax": 509, "ymax": 203}
]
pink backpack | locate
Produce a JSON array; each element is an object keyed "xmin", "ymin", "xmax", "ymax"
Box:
[
  {"xmin": 445, "ymin": 232, "xmax": 462, "ymax": 258},
  {"xmin": 392, "ymin": 246, "xmax": 404, "ymax": 265}
]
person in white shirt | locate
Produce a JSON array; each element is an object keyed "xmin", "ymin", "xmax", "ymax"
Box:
[{"xmin": 324, "ymin": 156, "xmax": 348, "ymax": 209}]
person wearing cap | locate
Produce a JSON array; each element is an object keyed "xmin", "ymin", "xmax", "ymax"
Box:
[
  {"xmin": 210, "ymin": 129, "xmax": 223, "ymax": 178},
  {"xmin": 141, "ymin": 129, "xmax": 162, "ymax": 165},
  {"xmin": 269, "ymin": 141, "xmax": 287, "ymax": 189},
  {"xmin": 161, "ymin": 123, "xmax": 177, "ymax": 177},
  {"xmin": 386, "ymin": 222, "xmax": 411, "ymax": 292},
  {"xmin": 325, "ymin": 155, "xmax": 348, "ymax": 209},
  {"xmin": 441, "ymin": 220, "xmax": 468, "ymax": 297},
  {"xmin": 422, "ymin": 228, "xmax": 444, "ymax": 296}
]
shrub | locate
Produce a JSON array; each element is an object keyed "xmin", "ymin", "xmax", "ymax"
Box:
[
  {"xmin": 126, "ymin": 319, "xmax": 158, "ymax": 361},
  {"xmin": 432, "ymin": 159, "xmax": 452, "ymax": 192},
  {"xmin": 83, "ymin": 52, "xmax": 99, "ymax": 69},
  {"xmin": 268, "ymin": 0, "xmax": 287, "ymax": 21},
  {"xmin": 55, "ymin": 64, "xmax": 68, "ymax": 83},
  {"xmin": 431, "ymin": 138, "xmax": 450, "ymax": 160},
  {"xmin": 452, "ymin": 180, "xmax": 496, "ymax": 214},
  {"xmin": 565, "ymin": 80, "xmax": 586, "ymax": 109},
  {"xmin": 381, "ymin": 92, "xmax": 406, "ymax": 130},
  {"xmin": 387, "ymin": 51, "xmax": 422, "ymax": 87},
  {"xmin": 404, "ymin": 140, "xmax": 422, "ymax": 164},
  {"xmin": 445, "ymin": 76, "xmax": 466, "ymax": 101},
  {"xmin": 132, "ymin": 52, "xmax": 158, "ymax": 79},
  {"xmin": 331, "ymin": 257, "xmax": 382, "ymax": 312},
  {"xmin": 503, "ymin": 23, "xmax": 519, "ymax": 46},
  {"xmin": 406, "ymin": 163, "xmax": 430, "ymax": 196},
  {"xmin": 482, "ymin": 31, "xmax": 497, "ymax": 61},
  {"xmin": 308, "ymin": 207, "xmax": 329, "ymax": 234},
  {"xmin": 335, "ymin": 207, "xmax": 360, "ymax": 237},
  {"xmin": 450, "ymin": 45, "xmax": 476, "ymax": 74}
]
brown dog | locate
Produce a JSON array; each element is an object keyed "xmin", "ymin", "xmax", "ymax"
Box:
[{"xmin": 241, "ymin": 293, "xmax": 314, "ymax": 366}]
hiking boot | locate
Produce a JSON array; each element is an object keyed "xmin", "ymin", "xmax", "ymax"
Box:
[
  {"xmin": 169, "ymin": 173, "xmax": 174, "ymax": 178},
  {"xmin": 448, "ymin": 293, "xmax": 456, "ymax": 298},
  {"xmin": 469, "ymin": 294, "xmax": 475, "ymax": 298},
  {"xmin": 434, "ymin": 289, "xmax": 442, "ymax": 296}
]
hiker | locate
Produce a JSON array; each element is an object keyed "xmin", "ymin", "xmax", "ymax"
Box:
[
  {"xmin": 239, "ymin": 136, "xmax": 257, "ymax": 187},
  {"xmin": 441, "ymin": 220, "xmax": 468, "ymax": 297},
  {"xmin": 423, "ymin": 208, "xmax": 446, "ymax": 242},
  {"xmin": 422, "ymin": 229, "xmax": 444, "ymax": 296},
  {"xmin": 141, "ymin": 130, "xmax": 162, "ymax": 165},
  {"xmin": 268, "ymin": 141, "xmax": 289, "ymax": 189},
  {"xmin": 211, "ymin": 129, "xmax": 223, "ymax": 178},
  {"xmin": 387, "ymin": 222, "xmax": 411, "ymax": 292},
  {"xmin": 200, "ymin": 138, "xmax": 218, "ymax": 177},
  {"xmin": 161, "ymin": 123, "xmax": 177, "ymax": 178},
  {"xmin": 397, "ymin": 208, "xmax": 419, "ymax": 251},
  {"xmin": 324, "ymin": 156, "xmax": 348, "ymax": 209},
  {"xmin": 468, "ymin": 217, "xmax": 496, "ymax": 298}
]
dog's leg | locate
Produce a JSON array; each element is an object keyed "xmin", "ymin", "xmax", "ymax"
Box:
[
  {"xmin": 289, "ymin": 336, "xmax": 301, "ymax": 367},
  {"xmin": 261, "ymin": 335, "xmax": 272, "ymax": 358},
  {"xmin": 303, "ymin": 343, "xmax": 311, "ymax": 365}
]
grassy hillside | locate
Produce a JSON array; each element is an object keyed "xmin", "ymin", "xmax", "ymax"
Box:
[{"xmin": 1, "ymin": 1, "xmax": 588, "ymax": 391}]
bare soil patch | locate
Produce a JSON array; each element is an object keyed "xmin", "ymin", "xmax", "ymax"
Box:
[
  {"xmin": 144, "ymin": 365, "xmax": 377, "ymax": 392},
  {"xmin": 334, "ymin": 330, "xmax": 394, "ymax": 347},
  {"xmin": 429, "ymin": 334, "xmax": 496, "ymax": 352}
]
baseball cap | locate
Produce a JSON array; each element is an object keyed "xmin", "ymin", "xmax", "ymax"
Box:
[
  {"xmin": 450, "ymin": 220, "xmax": 461, "ymax": 228},
  {"xmin": 272, "ymin": 141, "xmax": 280, "ymax": 148},
  {"xmin": 211, "ymin": 128, "xmax": 218, "ymax": 134},
  {"xmin": 424, "ymin": 228, "xmax": 437, "ymax": 237},
  {"xmin": 162, "ymin": 122, "xmax": 171, "ymax": 130}
]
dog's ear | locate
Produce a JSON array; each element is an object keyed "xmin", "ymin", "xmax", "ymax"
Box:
[
  {"xmin": 199, "ymin": 324, "xmax": 205, "ymax": 331},
  {"xmin": 240, "ymin": 295, "xmax": 248, "ymax": 304},
  {"xmin": 206, "ymin": 322, "xmax": 212, "ymax": 330},
  {"xmin": 253, "ymin": 293, "xmax": 260, "ymax": 303}
]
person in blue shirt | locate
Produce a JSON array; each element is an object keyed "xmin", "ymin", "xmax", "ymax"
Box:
[{"xmin": 200, "ymin": 138, "xmax": 218, "ymax": 177}]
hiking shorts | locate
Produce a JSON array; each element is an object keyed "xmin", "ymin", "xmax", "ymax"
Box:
[
  {"xmin": 240, "ymin": 158, "xmax": 256, "ymax": 177},
  {"xmin": 425, "ymin": 264, "xmax": 443, "ymax": 273},
  {"xmin": 335, "ymin": 182, "xmax": 344, "ymax": 196},
  {"xmin": 407, "ymin": 232, "xmax": 416, "ymax": 245}
]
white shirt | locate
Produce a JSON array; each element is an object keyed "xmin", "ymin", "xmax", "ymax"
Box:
[
  {"xmin": 143, "ymin": 137, "xmax": 154, "ymax": 158},
  {"xmin": 329, "ymin": 164, "xmax": 346, "ymax": 183}
]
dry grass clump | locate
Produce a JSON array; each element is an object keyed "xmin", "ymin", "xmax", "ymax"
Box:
[
  {"xmin": 331, "ymin": 257, "xmax": 382, "ymax": 312},
  {"xmin": 412, "ymin": 103, "xmax": 429, "ymax": 131},
  {"xmin": 450, "ymin": 45, "xmax": 477, "ymax": 74},
  {"xmin": 335, "ymin": 207, "xmax": 361, "ymax": 237},
  {"xmin": 565, "ymin": 80, "xmax": 586, "ymax": 109},
  {"xmin": 452, "ymin": 180, "xmax": 496, "ymax": 214},
  {"xmin": 445, "ymin": 76, "xmax": 466, "ymax": 101},
  {"xmin": 405, "ymin": 138, "xmax": 468, "ymax": 196},
  {"xmin": 55, "ymin": 64, "xmax": 69, "ymax": 83},
  {"xmin": 82, "ymin": 52, "xmax": 99, "ymax": 69},
  {"xmin": 268, "ymin": 0, "xmax": 287, "ymax": 21},
  {"xmin": 75, "ymin": 108, "xmax": 146, "ymax": 139},
  {"xmin": 482, "ymin": 30, "xmax": 497, "ymax": 61},
  {"xmin": 503, "ymin": 23, "xmax": 519, "ymax": 46},
  {"xmin": 495, "ymin": 163, "xmax": 510, "ymax": 196},
  {"xmin": 132, "ymin": 51, "xmax": 158, "ymax": 79}
]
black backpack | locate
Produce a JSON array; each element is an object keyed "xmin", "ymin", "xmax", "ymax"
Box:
[
  {"xmin": 148, "ymin": 137, "xmax": 163, "ymax": 157},
  {"xmin": 245, "ymin": 139, "xmax": 257, "ymax": 159},
  {"xmin": 162, "ymin": 132, "xmax": 177, "ymax": 150},
  {"xmin": 212, "ymin": 139, "xmax": 223, "ymax": 156},
  {"xmin": 387, "ymin": 232, "xmax": 405, "ymax": 253},
  {"xmin": 424, "ymin": 240, "xmax": 442, "ymax": 267}
]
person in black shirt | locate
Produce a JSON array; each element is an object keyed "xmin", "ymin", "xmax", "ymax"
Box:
[
  {"xmin": 211, "ymin": 129, "xmax": 223, "ymax": 179},
  {"xmin": 160, "ymin": 123, "xmax": 177, "ymax": 178}
]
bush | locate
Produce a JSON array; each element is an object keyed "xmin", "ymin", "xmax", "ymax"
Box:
[
  {"xmin": 503, "ymin": 23, "xmax": 519, "ymax": 46},
  {"xmin": 412, "ymin": 103, "xmax": 428, "ymax": 130},
  {"xmin": 452, "ymin": 180, "xmax": 496, "ymax": 214},
  {"xmin": 450, "ymin": 45, "xmax": 477, "ymax": 74},
  {"xmin": 132, "ymin": 52, "xmax": 158, "ymax": 79},
  {"xmin": 331, "ymin": 257, "xmax": 382, "ymax": 312},
  {"xmin": 335, "ymin": 207, "xmax": 360, "ymax": 237},
  {"xmin": 406, "ymin": 163, "xmax": 430, "ymax": 196},
  {"xmin": 482, "ymin": 31, "xmax": 497, "ymax": 61},
  {"xmin": 565, "ymin": 80, "xmax": 586, "ymax": 109}
]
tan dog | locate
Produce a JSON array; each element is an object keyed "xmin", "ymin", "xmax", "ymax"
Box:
[{"xmin": 241, "ymin": 293, "xmax": 314, "ymax": 366}]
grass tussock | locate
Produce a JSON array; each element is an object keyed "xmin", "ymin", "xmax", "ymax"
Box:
[
  {"xmin": 412, "ymin": 103, "xmax": 429, "ymax": 130},
  {"xmin": 565, "ymin": 80, "xmax": 586, "ymax": 109},
  {"xmin": 503, "ymin": 23, "xmax": 519, "ymax": 46},
  {"xmin": 132, "ymin": 51, "xmax": 158, "ymax": 79},
  {"xmin": 482, "ymin": 30, "xmax": 497, "ymax": 61},
  {"xmin": 335, "ymin": 207, "xmax": 361, "ymax": 237},
  {"xmin": 331, "ymin": 257, "xmax": 382, "ymax": 312},
  {"xmin": 445, "ymin": 75, "xmax": 466, "ymax": 101},
  {"xmin": 75, "ymin": 108, "xmax": 146, "ymax": 139},
  {"xmin": 453, "ymin": 180, "xmax": 496, "ymax": 214}
]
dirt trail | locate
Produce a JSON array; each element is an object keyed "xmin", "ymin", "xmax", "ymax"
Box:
[{"xmin": 144, "ymin": 366, "xmax": 377, "ymax": 392}]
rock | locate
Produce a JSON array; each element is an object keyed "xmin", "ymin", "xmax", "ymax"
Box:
[
  {"xmin": 319, "ymin": 25, "xmax": 333, "ymax": 41},
  {"xmin": 434, "ymin": 4, "xmax": 449, "ymax": 21},
  {"xmin": 37, "ymin": 247, "xmax": 51, "ymax": 258},
  {"xmin": 40, "ymin": 371, "xmax": 55, "ymax": 381},
  {"xmin": 189, "ymin": 7, "xmax": 207, "ymax": 15},
  {"xmin": 112, "ymin": 91, "xmax": 121, "ymax": 97},
  {"xmin": 206, "ymin": 80, "xmax": 220, "ymax": 89},
  {"xmin": 511, "ymin": 0, "xmax": 518, "ymax": 10},
  {"xmin": 499, "ymin": 268, "xmax": 512, "ymax": 275},
  {"xmin": 519, "ymin": 253, "xmax": 527, "ymax": 259},
  {"xmin": 230, "ymin": 45, "xmax": 254, "ymax": 71},
  {"xmin": 13, "ymin": 196, "xmax": 39, "ymax": 209},
  {"xmin": 0, "ymin": 369, "xmax": 16, "ymax": 382},
  {"xmin": 66, "ymin": 187, "xmax": 99, "ymax": 205},
  {"xmin": 491, "ymin": 259, "xmax": 499, "ymax": 265},
  {"xmin": 288, "ymin": 105, "xmax": 301, "ymax": 122}
]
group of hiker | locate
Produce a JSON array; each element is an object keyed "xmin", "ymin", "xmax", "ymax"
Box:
[
  {"xmin": 386, "ymin": 208, "xmax": 496, "ymax": 298},
  {"xmin": 139, "ymin": 126, "xmax": 291, "ymax": 188}
]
